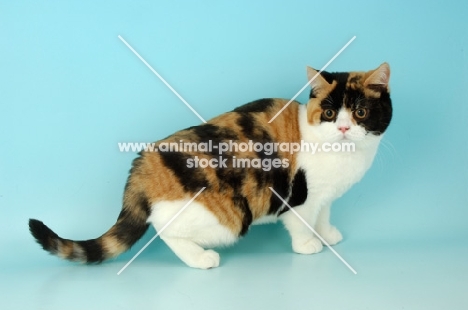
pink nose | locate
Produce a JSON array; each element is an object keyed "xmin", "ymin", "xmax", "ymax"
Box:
[{"xmin": 338, "ymin": 126, "xmax": 350, "ymax": 133}]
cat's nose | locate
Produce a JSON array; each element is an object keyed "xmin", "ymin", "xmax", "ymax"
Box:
[{"xmin": 338, "ymin": 126, "xmax": 350, "ymax": 133}]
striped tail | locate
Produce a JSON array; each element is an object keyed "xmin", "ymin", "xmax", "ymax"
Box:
[{"xmin": 28, "ymin": 188, "xmax": 150, "ymax": 263}]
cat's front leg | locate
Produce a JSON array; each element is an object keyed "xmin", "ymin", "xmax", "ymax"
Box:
[
  {"xmin": 314, "ymin": 203, "xmax": 343, "ymax": 246},
  {"xmin": 281, "ymin": 205, "xmax": 323, "ymax": 254}
]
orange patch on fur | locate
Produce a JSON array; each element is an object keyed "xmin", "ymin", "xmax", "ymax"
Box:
[
  {"xmin": 346, "ymin": 71, "xmax": 383, "ymax": 98},
  {"xmin": 306, "ymin": 100, "xmax": 323, "ymax": 125},
  {"xmin": 306, "ymin": 80, "xmax": 337, "ymax": 125},
  {"xmin": 102, "ymin": 236, "xmax": 127, "ymax": 258},
  {"xmin": 346, "ymin": 72, "xmax": 365, "ymax": 90},
  {"xmin": 122, "ymin": 99, "xmax": 302, "ymax": 235},
  {"xmin": 57, "ymin": 240, "xmax": 74, "ymax": 259}
]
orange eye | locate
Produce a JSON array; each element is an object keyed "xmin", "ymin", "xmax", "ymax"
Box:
[
  {"xmin": 322, "ymin": 109, "xmax": 336, "ymax": 121},
  {"xmin": 354, "ymin": 108, "xmax": 368, "ymax": 119}
]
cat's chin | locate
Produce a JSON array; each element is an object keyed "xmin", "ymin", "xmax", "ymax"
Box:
[
  {"xmin": 318, "ymin": 130, "xmax": 366, "ymax": 143},
  {"xmin": 343, "ymin": 135, "xmax": 365, "ymax": 142},
  {"xmin": 320, "ymin": 134, "xmax": 355, "ymax": 143},
  {"xmin": 319, "ymin": 134, "xmax": 370, "ymax": 148}
]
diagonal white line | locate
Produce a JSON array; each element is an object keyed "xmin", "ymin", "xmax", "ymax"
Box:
[
  {"xmin": 269, "ymin": 187, "xmax": 357, "ymax": 274},
  {"xmin": 118, "ymin": 35, "xmax": 207, "ymax": 124},
  {"xmin": 268, "ymin": 36, "xmax": 356, "ymax": 123},
  {"xmin": 117, "ymin": 187, "xmax": 206, "ymax": 275}
]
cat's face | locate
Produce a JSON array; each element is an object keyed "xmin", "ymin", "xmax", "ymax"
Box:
[{"xmin": 305, "ymin": 63, "xmax": 392, "ymax": 144}]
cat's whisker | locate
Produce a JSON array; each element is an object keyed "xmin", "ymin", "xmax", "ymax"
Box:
[
  {"xmin": 377, "ymin": 138, "xmax": 401, "ymax": 171},
  {"xmin": 380, "ymin": 138, "xmax": 401, "ymax": 161},
  {"xmin": 375, "ymin": 149, "xmax": 385, "ymax": 172}
]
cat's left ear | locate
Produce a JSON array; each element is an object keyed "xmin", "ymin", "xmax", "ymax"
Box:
[{"xmin": 364, "ymin": 62, "xmax": 390, "ymax": 90}]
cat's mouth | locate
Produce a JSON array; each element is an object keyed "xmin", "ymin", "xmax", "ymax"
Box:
[
  {"xmin": 340, "ymin": 132, "xmax": 366, "ymax": 142},
  {"xmin": 340, "ymin": 133, "xmax": 350, "ymax": 141}
]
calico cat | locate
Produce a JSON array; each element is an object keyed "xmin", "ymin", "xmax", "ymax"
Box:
[{"xmin": 29, "ymin": 63, "xmax": 392, "ymax": 269}]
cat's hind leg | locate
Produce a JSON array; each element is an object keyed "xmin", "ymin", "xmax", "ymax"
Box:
[
  {"xmin": 148, "ymin": 200, "xmax": 238, "ymax": 269},
  {"xmin": 160, "ymin": 236, "xmax": 220, "ymax": 269}
]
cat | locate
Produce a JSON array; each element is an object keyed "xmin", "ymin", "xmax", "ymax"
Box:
[{"xmin": 29, "ymin": 63, "xmax": 392, "ymax": 269}]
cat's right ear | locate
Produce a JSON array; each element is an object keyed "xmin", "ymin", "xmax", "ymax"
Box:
[{"xmin": 306, "ymin": 66, "xmax": 330, "ymax": 96}]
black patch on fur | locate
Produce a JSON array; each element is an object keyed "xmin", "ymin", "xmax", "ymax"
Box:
[
  {"xmin": 320, "ymin": 70, "xmax": 339, "ymax": 84},
  {"xmin": 116, "ymin": 195, "xmax": 151, "ymax": 247},
  {"xmin": 132, "ymin": 191, "xmax": 151, "ymax": 218},
  {"xmin": 159, "ymin": 151, "xmax": 208, "ymax": 192},
  {"xmin": 323, "ymin": 72, "xmax": 349, "ymax": 111},
  {"xmin": 233, "ymin": 98, "xmax": 275, "ymax": 113},
  {"xmin": 236, "ymin": 113, "xmax": 256, "ymax": 139},
  {"xmin": 343, "ymin": 88, "xmax": 362, "ymax": 110},
  {"xmin": 358, "ymin": 93, "xmax": 392, "ymax": 135},
  {"xmin": 233, "ymin": 195, "xmax": 252, "ymax": 236},
  {"xmin": 279, "ymin": 169, "xmax": 307, "ymax": 215},
  {"xmin": 182, "ymin": 124, "xmax": 240, "ymax": 158},
  {"xmin": 236, "ymin": 112, "xmax": 273, "ymax": 143},
  {"xmin": 252, "ymin": 169, "xmax": 268, "ymax": 189},
  {"xmin": 267, "ymin": 168, "xmax": 290, "ymax": 214},
  {"xmin": 191, "ymin": 124, "xmax": 238, "ymax": 143},
  {"xmin": 77, "ymin": 239, "xmax": 103, "ymax": 263},
  {"xmin": 215, "ymin": 168, "xmax": 245, "ymax": 193},
  {"xmin": 112, "ymin": 219, "xmax": 150, "ymax": 250},
  {"xmin": 343, "ymin": 80, "xmax": 392, "ymax": 135},
  {"xmin": 236, "ymin": 113, "xmax": 274, "ymax": 155},
  {"xmin": 288, "ymin": 169, "xmax": 308, "ymax": 207},
  {"xmin": 29, "ymin": 219, "xmax": 59, "ymax": 253},
  {"xmin": 237, "ymin": 112, "xmax": 269, "ymax": 150}
]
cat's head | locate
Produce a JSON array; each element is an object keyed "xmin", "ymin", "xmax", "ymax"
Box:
[{"xmin": 305, "ymin": 63, "xmax": 392, "ymax": 145}]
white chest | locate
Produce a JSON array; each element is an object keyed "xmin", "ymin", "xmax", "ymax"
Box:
[
  {"xmin": 296, "ymin": 105, "xmax": 380, "ymax": 205},
  {"xmin": 297, "ymin": 150, "xmax": 374, "ymax": 204}
]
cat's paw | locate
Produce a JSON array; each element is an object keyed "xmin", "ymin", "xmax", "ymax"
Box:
[
  {"xmin": 317, "ymin": 226, "xmax": 343, "ymax": 246},
  {"xmin": 192, "ymin": 250, "xmax": 220, "ymax": 269},
  {"xmin": 292, "ymin": 237, "xmax": 323, "ymax": 254}
]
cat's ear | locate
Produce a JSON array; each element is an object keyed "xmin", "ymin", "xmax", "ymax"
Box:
[
  {"xmin": 306, "ymin": 66, "xmax": 330, "ymax": 95},
  {"xmin": 364, "ymin": 63, "xmax": 390, "ymax": 90}
]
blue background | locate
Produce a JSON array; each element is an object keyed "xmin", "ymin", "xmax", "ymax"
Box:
[{"xmin": 1, "ymin": 1, "xmax": 467, "ymax": 309}]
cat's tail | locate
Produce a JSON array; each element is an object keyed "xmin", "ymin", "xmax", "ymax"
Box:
[{"xmin": 28, "ymin": 187, "xmax": 150, "ymax": 263}]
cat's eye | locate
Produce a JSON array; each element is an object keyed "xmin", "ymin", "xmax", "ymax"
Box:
[
  {"xmin": 354, "ymin": 108, "xmax": 368, "ymax": 119},
  {"xmin": 322, "ymin": 109, "xmax": 336, "ymax": 121}
]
